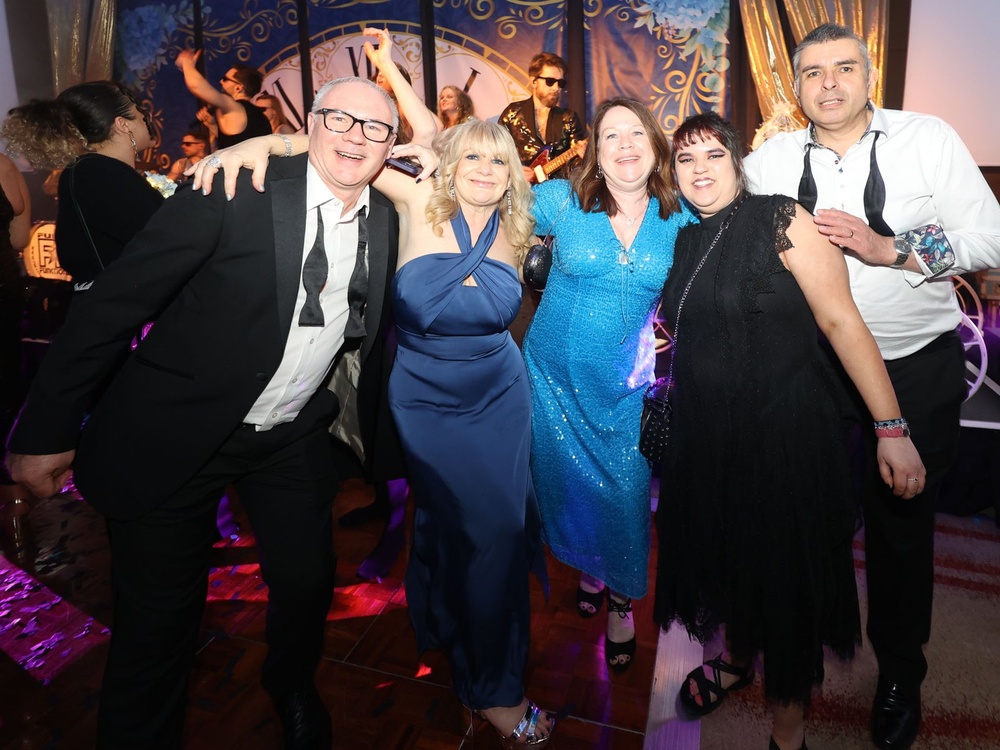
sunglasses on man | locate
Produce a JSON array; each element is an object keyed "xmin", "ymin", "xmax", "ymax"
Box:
[{"xmin": 534, "ymin": 76, "xmax": 567, "ymax": 89}]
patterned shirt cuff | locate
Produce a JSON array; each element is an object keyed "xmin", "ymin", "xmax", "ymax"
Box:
[{"xmin": 898, "ymin": 224, "xmax": 955, "ymax": 278}]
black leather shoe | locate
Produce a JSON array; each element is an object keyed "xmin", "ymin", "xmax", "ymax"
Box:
[
  {"xmin": 871, "ymin": 681, "xmax": 921, "ymax": 749},
  {"xmin": 272, "ymin": 687, "xmax": 332, "ymax": 749}
]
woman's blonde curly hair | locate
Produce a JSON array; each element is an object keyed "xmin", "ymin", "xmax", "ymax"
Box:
[{"xmin": 424, "ymin": 119, "xmax": 535, "ymax": 264}]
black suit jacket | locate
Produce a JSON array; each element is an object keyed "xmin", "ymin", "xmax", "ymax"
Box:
[{"xmin": 8, "ymin": 154, "xmax": 399, "ymax": 519}]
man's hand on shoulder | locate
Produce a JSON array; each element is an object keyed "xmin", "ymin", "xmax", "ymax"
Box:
[{"xmin": 5, "ymin": 450, "xmax": 76, "ymax": 499}]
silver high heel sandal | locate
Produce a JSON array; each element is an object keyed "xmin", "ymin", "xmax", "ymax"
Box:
[{"xmin": 474, "ymin": 700, "xmax": 555, "ymax": 747}]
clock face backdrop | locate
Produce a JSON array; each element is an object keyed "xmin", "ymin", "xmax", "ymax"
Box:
[
  {"xmin": 113, "ymin": 0, "xmax": 730, "ymax": 166},
  {"xmin": 257, "ymin": 22, "xmax": 538, "ymax": 132}
]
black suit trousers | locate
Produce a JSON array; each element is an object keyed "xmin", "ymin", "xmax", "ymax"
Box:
[
  {"xmin": 96, "ymin": 415, "xmax": 339, "ymax": 750},
  {"xmin": 861, "ymin": 331, "xmax": 965, "ymax": 686}
]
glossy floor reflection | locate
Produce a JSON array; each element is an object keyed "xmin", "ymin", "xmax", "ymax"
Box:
[{"xmin": 0, "ymin": 478, "xmax": 653, "ymax": 749}]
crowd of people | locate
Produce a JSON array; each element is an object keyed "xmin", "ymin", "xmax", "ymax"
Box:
[{"xmin": 2, "ymin": 20, "xmax": 999, "ymax": 750}]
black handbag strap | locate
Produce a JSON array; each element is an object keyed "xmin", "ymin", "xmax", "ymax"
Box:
[
  {"xmin": 67, "ymin": 158, "xmax": 106, "ymax": 276},
  {"xmin": 665, "ymin": 195, "xmax": 746, "ymax": 386}
]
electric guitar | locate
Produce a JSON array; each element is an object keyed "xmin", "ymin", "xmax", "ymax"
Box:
[{"xmin": 528, "ymin": 139, "xmax": 587, "ymax": 184}]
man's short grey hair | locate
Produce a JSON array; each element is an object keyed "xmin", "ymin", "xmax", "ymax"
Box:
[
  {"xmin": 311, "ymin": 76, "xmax": 399, "ymax": 131},
  {"xmin": 792, "ymin": 23, "xmax": 873, "ymax": 86}
]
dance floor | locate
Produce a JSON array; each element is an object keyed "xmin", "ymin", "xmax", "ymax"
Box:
[{"xmin": 1, "ymin": 476, "xmax": 998, "ymax": 749}]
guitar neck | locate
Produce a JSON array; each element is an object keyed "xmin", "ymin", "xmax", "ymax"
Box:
[{"xmin": 543, "ymin": 147, "xmax": 578, "ymax": 176}]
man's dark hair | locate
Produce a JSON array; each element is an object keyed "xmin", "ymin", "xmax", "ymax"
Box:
[
  {"xmin": 230, "ymin": 64, "xmax": 263, "ymax": 98},
  {"xmin": 792, "ymin": 23, "xmax": 872, "ymax": 84},
  {"xmin": 528, "ymin": 52, "xmax": 567, "ymax": 79}
]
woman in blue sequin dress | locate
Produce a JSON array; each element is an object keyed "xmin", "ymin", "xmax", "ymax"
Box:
[{"xmin": 522, "ymin": 98, "xmax": 692, "ymax": 671}]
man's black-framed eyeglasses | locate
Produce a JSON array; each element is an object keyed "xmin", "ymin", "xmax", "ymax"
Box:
[
  {"xmin": 534, "ymin": 76, "xmax": 567, "ymax": 89},
  {"xmin": 220, "ymin": 75, "xmax": 240, "ymax": 86},
  {"xmin": 316, "ymin": 109, "xmax": 395, "ymax": 143}
]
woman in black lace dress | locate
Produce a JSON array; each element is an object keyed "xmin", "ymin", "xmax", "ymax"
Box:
[{"xmin": 652, "ymin": 113, "xmax": 925, "ymax": 750}]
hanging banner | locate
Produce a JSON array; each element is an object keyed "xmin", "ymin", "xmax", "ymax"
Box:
[
  {"xmin": 587, "ymin": 0, "xmax": 732, "ymax": 133},
  {"xmin": 112, "ymin": 0, "xmax": 734, "ymax": 169}
]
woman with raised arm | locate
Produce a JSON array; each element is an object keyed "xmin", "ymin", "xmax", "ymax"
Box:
[
  {"xmin": 653, "ymin": 112, "xmax": 925, "ymax": 750},
  {"xmin": 438, "ymin": 85, "xmax": 475, "ymax": 129},
  {"xmin": 191, "ymin": 28, "xmax": 556, "ymax": 746}
]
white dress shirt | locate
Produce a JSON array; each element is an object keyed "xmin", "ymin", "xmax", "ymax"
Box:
[
  {"xmin": 745, "ymin": 106, "xmax": 1000, "ymax": 359},
  {"xmin": 244, "ymin": 163, "xmax": 370, "ymax": 428}
]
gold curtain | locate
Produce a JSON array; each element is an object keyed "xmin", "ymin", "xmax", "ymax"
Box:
[
  {"xmin": 48, "ymin": 0, "xmax": 117, "ymax": 94},
  {"xmin": 739, "ymin": 0, "xmax": 809, "ymax": 131},
  {"xmin": 741, "ymin": 0, "xmax": 888, "ymax": 135}
]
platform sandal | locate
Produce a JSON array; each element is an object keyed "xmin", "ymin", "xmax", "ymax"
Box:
[
  {"xmin": 605, "ymin": 593, "xmax": 636, "ymax": 673},
  {"xmin": 679, "ymin": 653, "xmax": 754, "ymax": 716},
  {"xmin": 576, "ymin": 583, "xmax": 605, "ymax": 618}
]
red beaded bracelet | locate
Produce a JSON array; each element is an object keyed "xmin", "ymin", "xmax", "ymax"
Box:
[{"xmin": 874, "ymin": 418, "xmax": 910, "ymax": 438}]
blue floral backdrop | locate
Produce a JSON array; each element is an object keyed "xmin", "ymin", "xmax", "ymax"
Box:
[{"xmin": 113, "ymin": 0, "xmax": 731, "ymax": 172}]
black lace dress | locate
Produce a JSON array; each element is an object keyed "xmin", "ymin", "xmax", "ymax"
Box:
[{"xmin": 653, "ymin": 194, "xmax": 861, "ymax": 705}]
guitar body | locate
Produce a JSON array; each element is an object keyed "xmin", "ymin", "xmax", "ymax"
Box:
[{"xmin": 527, "ymin": 139, "xmax": 587, "ymax": 184}]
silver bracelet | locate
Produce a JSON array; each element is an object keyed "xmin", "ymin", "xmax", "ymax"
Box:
[{"xmin": 277, "ymin": 134, "xmax": 292, "ymax": 157}]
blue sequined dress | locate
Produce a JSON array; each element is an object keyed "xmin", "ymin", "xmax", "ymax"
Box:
[
  {"xmin": 522, "ymin": 180, "xmax": 691, "ymax": 598},
  {"xmin": 389, "ymin": 209, "xmax": 544, "ymax": 709}
]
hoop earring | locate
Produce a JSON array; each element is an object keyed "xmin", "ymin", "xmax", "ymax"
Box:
[{"xmin": 505, "ymin": 188, "xmax": 512, "ymax": 216}]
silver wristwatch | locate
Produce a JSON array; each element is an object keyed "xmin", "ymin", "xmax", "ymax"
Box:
[{"xmin": 889, "ymin": 236, "xmax": 911, "ymax": 268}]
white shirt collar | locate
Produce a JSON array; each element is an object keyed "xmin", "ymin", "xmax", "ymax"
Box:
[{"xmin": 305, "ymin": 161, "xmax": 370, "ymax": 219}]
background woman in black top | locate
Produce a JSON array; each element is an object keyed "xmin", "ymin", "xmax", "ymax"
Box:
[{"xmin": 2, "ymin": 80, "xmax": 161, "ymax": 294}]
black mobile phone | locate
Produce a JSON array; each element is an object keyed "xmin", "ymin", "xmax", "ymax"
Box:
[{"xmin": 385, "ymin": 156, "xmax": 421, "ymax": 178}]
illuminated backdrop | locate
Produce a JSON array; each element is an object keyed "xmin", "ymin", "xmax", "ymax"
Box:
[{"xmin": 112, "ymin": 0, "xmax": 731, "ymax": 171}]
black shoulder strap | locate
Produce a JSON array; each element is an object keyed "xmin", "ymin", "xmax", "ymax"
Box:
[{"xmin": 67, "ymin": 158, "xmax": 105, "ymax": 271}]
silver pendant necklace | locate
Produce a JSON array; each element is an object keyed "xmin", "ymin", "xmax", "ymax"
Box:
[{"xmin": 620, "ymin": 198, "xmax": 649, "ymax": 226}]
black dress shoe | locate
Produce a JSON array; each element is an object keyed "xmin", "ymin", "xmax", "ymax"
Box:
[
  {"xmin": 272, "ymin": 687, "xmax": 332, "ymax": 749},
  {"xmin": 871, "ymin": 681, "xmax": 921, "ymax": 749}
]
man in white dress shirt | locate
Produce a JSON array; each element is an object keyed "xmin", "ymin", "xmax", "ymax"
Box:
[
  {"xmin": 5, "ymin": 77, "xmax": 402, "ymax": 750},
  {"xmin": 745, "ymin": 23, "xmax": 1000, "ymax": 750}
]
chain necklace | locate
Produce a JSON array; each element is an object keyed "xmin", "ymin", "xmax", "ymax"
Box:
[{"xmin": 618, "ymin": 197, "xmax": 649, "ymax": 226}]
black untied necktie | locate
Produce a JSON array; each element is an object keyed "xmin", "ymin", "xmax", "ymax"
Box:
[
  {"xmin": 299, "ymin": 207, "xmax": 327, "ymax": 327},
  {"xmin": 344, "ymin": 206, "xmax": 368, "ymax": 339},
  {"xmin": 797, "ymin": 131, "xmax": 894, "ymax": 237}
]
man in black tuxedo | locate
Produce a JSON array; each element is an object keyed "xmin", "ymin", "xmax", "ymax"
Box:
[{"xmin": 5, "ymin": 76, "xmax": 400, "ymax": 750}]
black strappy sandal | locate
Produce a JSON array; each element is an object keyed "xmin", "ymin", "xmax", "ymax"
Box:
[
  {"xmin": 605, "ymin": 593, "xmax": 636, "ymax": 673},
  {"xmin": 576, "ymin": 584, "xmax": 605, "ymax": 618},
  {"xmin": 679, "ymin": 653, "xmax": 754, "ymax": 716}
]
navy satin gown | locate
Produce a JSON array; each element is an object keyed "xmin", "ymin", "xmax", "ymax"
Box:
[{"xmin": 389, "ymin": 209, "xmax": 544, "ymax": 709}]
